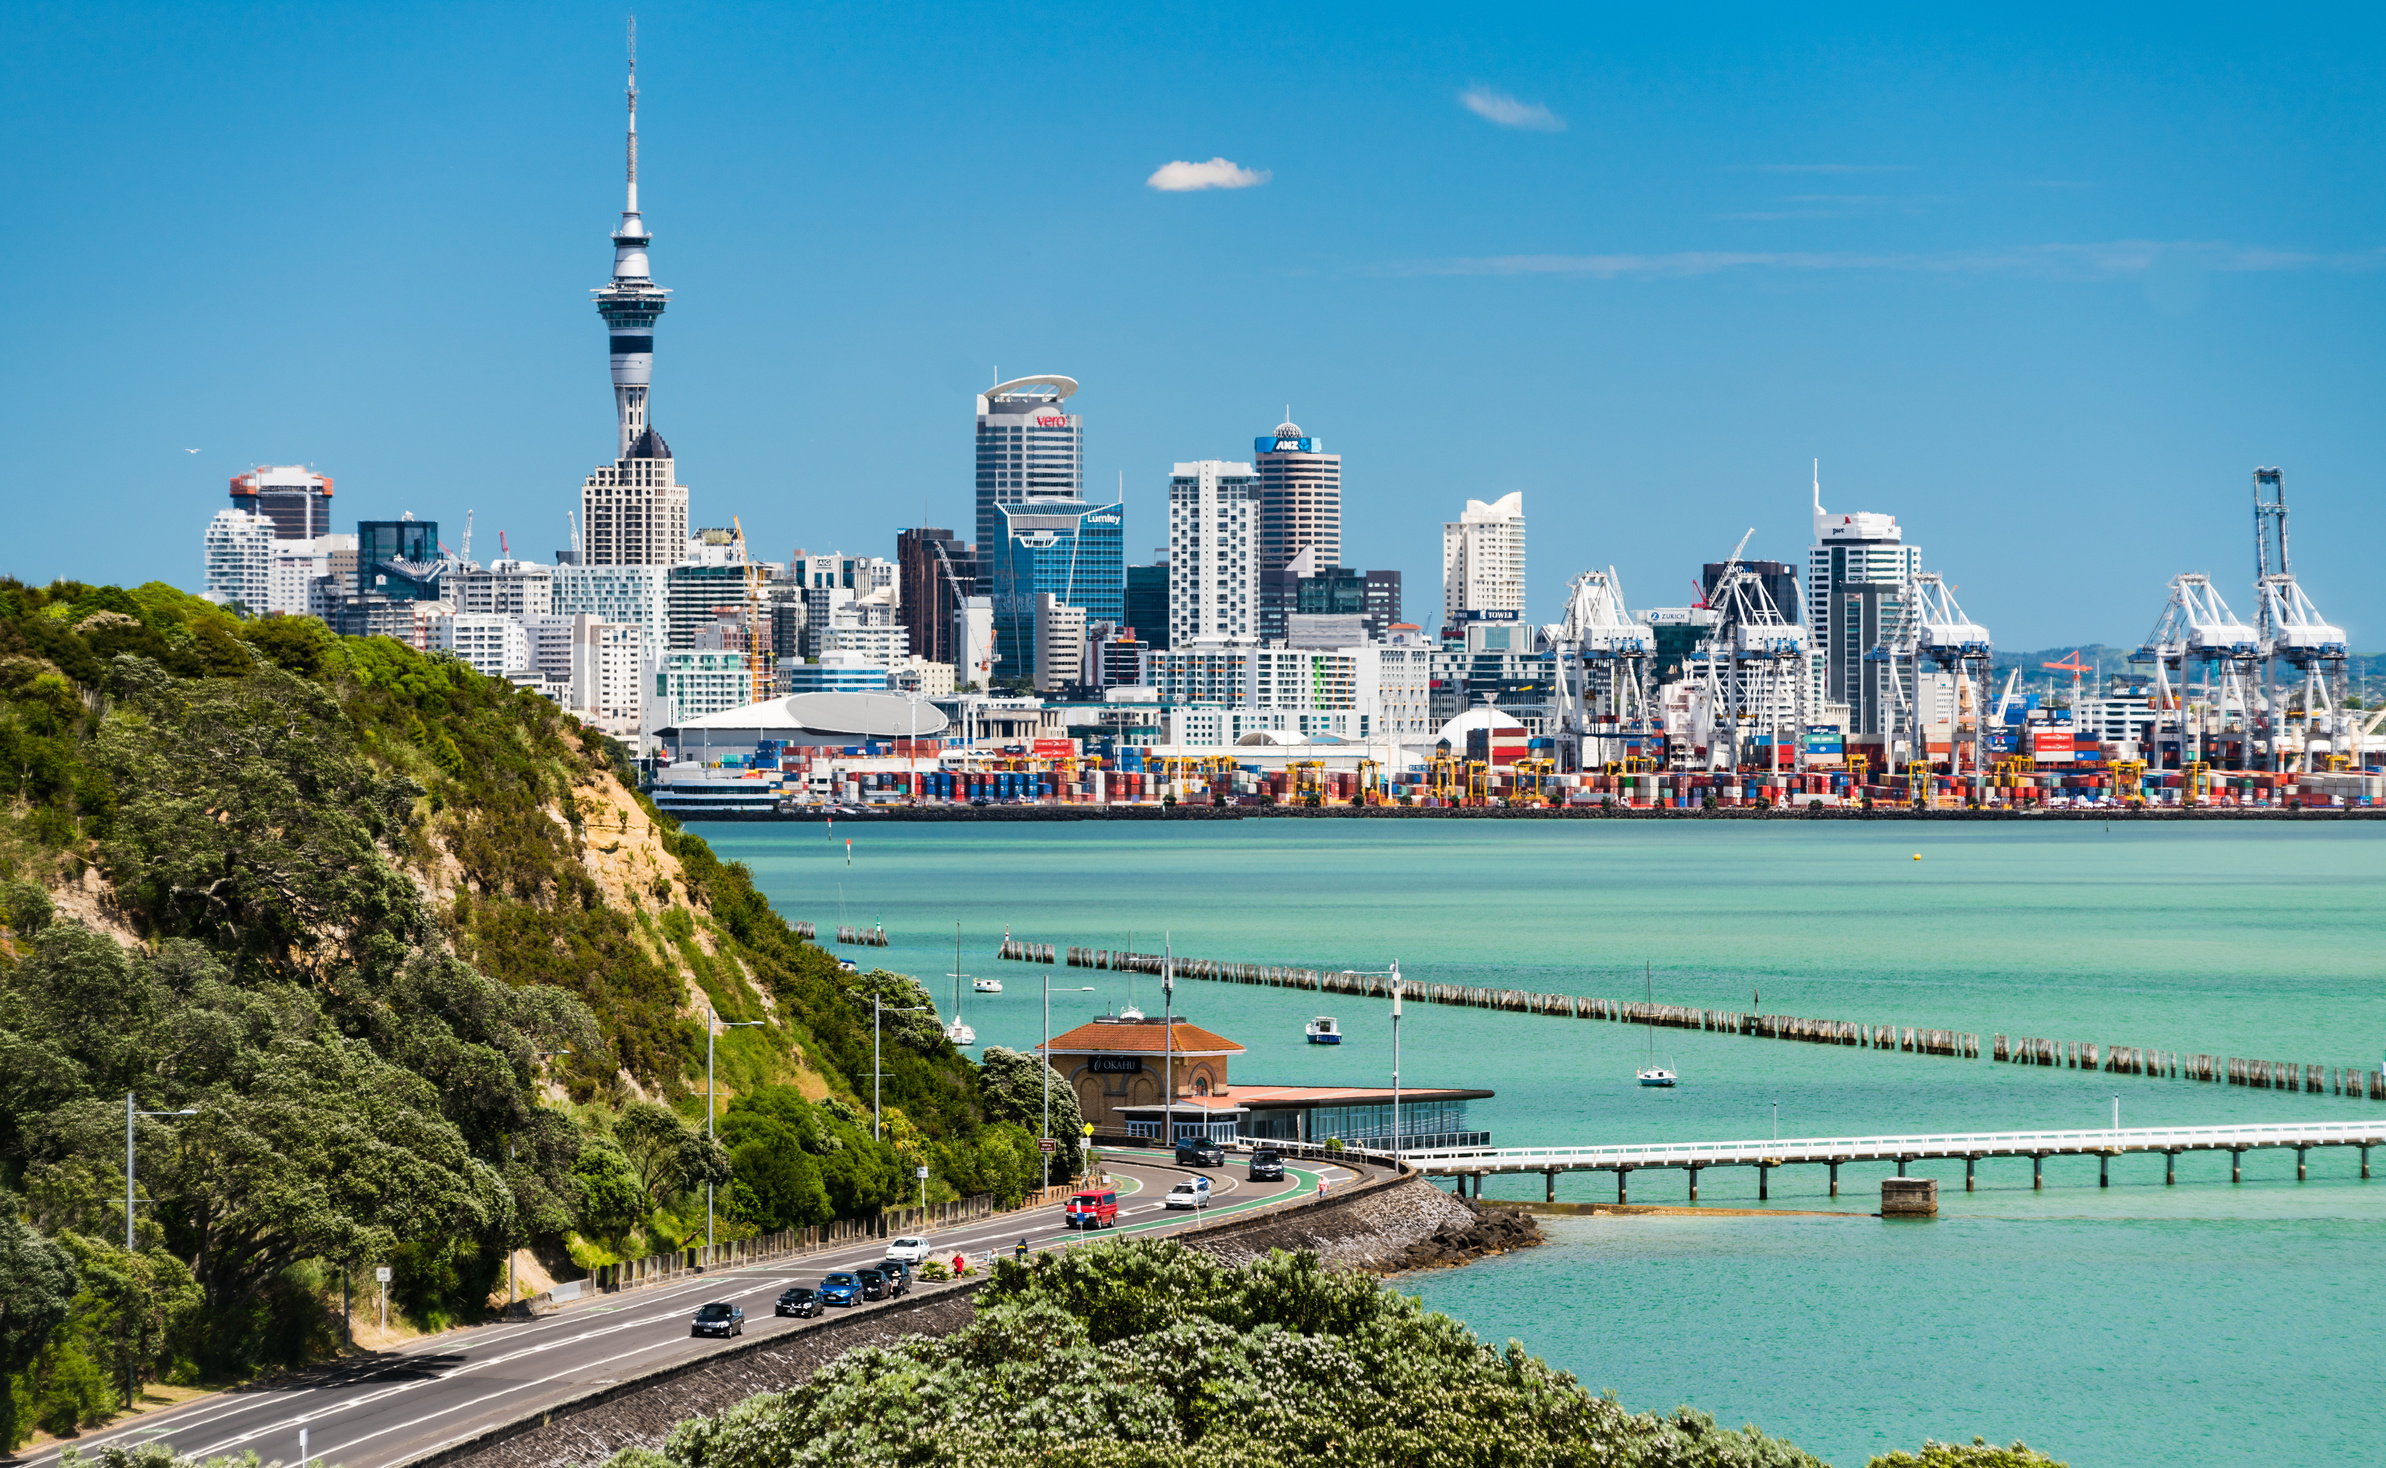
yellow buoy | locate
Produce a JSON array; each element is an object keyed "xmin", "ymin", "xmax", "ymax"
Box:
[{"xmin": 1912, "ymin": 853, "xmax": 1922, "ymax": 861}]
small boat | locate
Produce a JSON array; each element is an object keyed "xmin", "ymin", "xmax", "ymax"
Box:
[
  {"xmin": 973, "ymin": 977, "xmax": 1003, "ymax": 994},
  {"xmin": 1636, "ymin": 1066, "xmax": 1678, "ymax": 1088},
  {"xmin": 1119, "ymin": 1006, "xmax": 1146, "ymax": 1022},
  {"xmin": 1635, "ymin": 960, "xmax": 1677, "ymax": 1086},
  {"xmin": 1305, "ymin": 1016, "xmax": 1342, "ymax": 1045},
  {"xmin": 944, "ymin": 1021, "xmax": 977, "ymax": 1047},
  {"xmin": 945, "ymin": 923, "xmax": 976, "ymax": 1046}
]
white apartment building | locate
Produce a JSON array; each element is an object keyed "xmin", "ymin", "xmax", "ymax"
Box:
[
  {"xmin": 267, "ymin": 534, "xmax": 356, "ymax": 617},
  {"xmin": 431, "ymin": 612, "xmax": 533, "ymax": 679},
  {"xmin": 953, "ymin": 595, "xmax": 995, "ymax": 689},
  {"xmin": 1034, "ymin": 595, "xmax": 1087, "ymax": 693},
  {"xmin": 580, "ymin": 431, "xmax": 690, "ymax": 567},
  {"xmin": 1441, "ymin": 492, "xmax": 1526, "ymax": 625},
  {"xmin": 1357, "ymin": 629, "xmax": 1435, "ymax": 745},
  {"xmin": 523, "ymin": 614, "xmax": 579, "ymax": 684},
  {"xmin": 553, "ymin": 564, "xmax": 670, "ymax": 666},
  {"xmin": 1168, "ymin": 461, "xmax": 1260, "ymax": 644},
  {"xmin": 202, "ymin": 510, "xmax": 275, "ymax": 610},
  {"xmin": 1149, "ymin": 643, "xmax": 1372, "ymax": 741},
  {"xmin": 653, "ymin": 649, "xmax": 750, "ymax": 727},
  {"xmin": 570, "ymin": 617, "xmax": 648, "ymax": 734},
  {"xmin": 457, "ymin": 561, "xmax": 555, "ymax": 618}
]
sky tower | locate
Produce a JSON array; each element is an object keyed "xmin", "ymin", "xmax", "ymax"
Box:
[{"xmin": 594, "ymin": 20, "xmax": 669, "ymax": 458}]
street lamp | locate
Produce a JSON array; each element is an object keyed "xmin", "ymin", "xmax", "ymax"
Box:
[
  {"xmin": 124, "ymin": 1094, "xmax": 196, "ymax": 1408},
  {"xmin": 1042, "ymin": 976, "xmax": 1095, "ymax": 1188},
  {"xmin": 706, "ymin": 1015, "xmax": 763, "ymax": 1257},
  {"xmin": 1337, "ymin": 963, "xmax": 1404, "ymax": 1159},
  {"xmin": 507, "ymin": 1050, "xmax": 572, "ymax": 1308},
  {"xmin": 873, "ymin": 991, "xmax": 929, "ymax": 1142}
]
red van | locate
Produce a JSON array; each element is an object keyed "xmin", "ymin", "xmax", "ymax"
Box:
[{"xmin": 1064, "ymin": 1188, "xmax": 1119, "ymax": 1229}]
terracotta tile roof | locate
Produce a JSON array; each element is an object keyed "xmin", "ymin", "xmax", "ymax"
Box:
[{"xmin": 1036, "ymin": 1019, "xmax": 1246, "ymax": 1057}]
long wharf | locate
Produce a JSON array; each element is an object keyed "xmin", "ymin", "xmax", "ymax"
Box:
[{"xmin": 1387, "ymin": 1119, "xmax": 2386, "ymax": 1203}]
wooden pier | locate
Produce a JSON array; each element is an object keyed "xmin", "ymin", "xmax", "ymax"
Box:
[
  {"xmin": 1396, "ymin": 1119, "xmax": 2386, "ymax": 1203},
  {"xmin": 835, "ymin": 923, "xmax": 888, "ymax": 947}
]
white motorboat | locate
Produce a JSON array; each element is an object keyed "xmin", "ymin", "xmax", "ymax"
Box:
[
  {"xmin": 1635, "ymin": 960, "xmax": 1677, "ymax": 1086},
  {"xmin": 973, "ymin": 977, "xmax": 1003, "ymax": 994},
  {"xmin": 1305, "ymin": 1015, "xmax": 1342, "ymax": 1045}
]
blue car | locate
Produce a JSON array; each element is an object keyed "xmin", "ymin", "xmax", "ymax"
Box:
[{"xmin": 819, "ymin": 1272, "xmax": 862, "ymax": 1307}]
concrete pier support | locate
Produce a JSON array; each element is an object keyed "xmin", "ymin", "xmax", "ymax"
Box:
[
  {"xmin": 2032, "ymin": 1154, "xmax": 2044, "ymax": 1190},
  {"xmin": 1545, "ymin": 1169, "xmax": 1557, "ymax": 1203},
  {"xmin": 2165, "ymin": 1151, "xmax": 2177, "ymax": 1186},
  {"xmin": 2099, "ymin": 1152, "xmax": 2109, "ymax": 1188},
  {"xmin": 1687, "ymin": 1165, "xmax": 1701, "ymax": 1202},
  {"xmin": 2363, "ymin": 1145, "xmax": 2371, "ymax": 1180},
  {"xmin": 2296, "ymin": 1147, "xmax": 2307, "ymax": 1181},
  {"xmin": 1964, "ymin": 1156, "xmax": 1975, "ymax": 1192},
  {"xmin": 1828, "ymin": 1161, "xmax": 1840, "ymax": 1197},
  {"xmin": 1895, "ymin": 1156, "xmax": 1908, "ymax": 1177},
  {"xmin": 2231, "ymin": 1149, "xmax": 2243, "ymax": 1184},
  {"xmin": 1758, "ymin": 1163, "xmax": 1770, "ymax": 1200},
  {"xmin": 1616, "ymin": 1168, "xmax": 1630, "ymax": 1205}
]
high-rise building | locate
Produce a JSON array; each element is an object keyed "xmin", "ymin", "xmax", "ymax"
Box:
[
  {"xmin": 989, "ymin": 497, "xmax": 1122, "ymax": 678},
  {"xmin": 201, "ymin": 510, "xmax": 275, "ymax": 610},
  {"xmin": 595, "ymin": 38, "xmax": 669, "ymax": 460},
  {"xmin": 1034, "ymin": 594, "xmax": 1088, "ymax": 693},
  {"xmin": 1261, "ymin": 549, "xmax": 1405, "ymax": 643},
  {"xmin": 1254, "ymin": 416, "xmax": 1340, "ymax": 572},
  {"xmin": 666, "ymin": 561, "xmax": 751, "ymax": 650},
  {"xmin": 897, "ymin": 528, "xmax": 978, "ymax": 665},
  {"xmin": 1803, "ymin": 472, "xmax": 1920, "ymax": 739},
  {"xmin": 1125, "ymin": 556, "xmax": 1170, "ymax": 651},
  {"xmin": 1441, "ymin": 493, "xmax": 1526, "ymax": 626},
  {"xmin": 356, "ymin": 519, "xmax": 445, "ymax": 602},
  {"xmin": 1702, "ymin": 560, "xmax": 1801, "ymax": 628},
  {"xmin": 430, "ymin": 612, "xmax": 533, "ymax": 678},
  {"xmin": 1168, "ymin": 461, "xmax": 1260, "ymax": 645},
  {"xmin": 975, "ymin": 376, "xmax": 1083, "ymax": 558},
  {"xmin": 570, "ymin": 616, "xmax": 647, "ymax": 733},
  {"xmin": 456, "ymin": 560, "xmax": 554, "ymax": 618},
  {"xmin": 229, "ymin": 465, "xmax": 335, "ymax": 541}
]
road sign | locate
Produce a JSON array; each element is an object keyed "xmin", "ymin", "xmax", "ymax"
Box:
[
  {"xmin": 374, "ymin": 1267, "xmax": 392, "ymax": 1283},
  {"xmin": 916, "ymin": 1165, "xmax": 930, "ymax": 1178},
  {"xmin": 1037, "ymin": 1138, "xmax": 1058, "ymax": 1153},
  {"xmin": 1081, "ymin": 1123, "xmax": 1094, "ymax": 1137}
]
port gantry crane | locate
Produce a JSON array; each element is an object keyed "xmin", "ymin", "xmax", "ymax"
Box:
[
  {"xmin": 1697, "ymin": 530, "xmax": 1808, "ymax": 775},
  {"xmin": 1546, "ymin": 567, "xmax": 1656, "ymax": 772},
  {"xmin": 2250, "ymin": 467, "xmax": 2349, "ymax": 772},
  {"xmin": 2133, "ymin": 573, "xmax": 2260, "ymax": 774},
  {"xmin": 1877, "ymin": 573, "xmax": 1993, "ymax": 806}
]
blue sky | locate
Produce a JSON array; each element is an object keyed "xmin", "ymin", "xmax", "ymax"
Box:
[{"xmin": 6, "ymin": 2, "xmax": 2383, "ymax": 649}]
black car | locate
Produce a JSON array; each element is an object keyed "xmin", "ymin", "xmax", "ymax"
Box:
[
  {"xmin": 819, "ymin": 1272, "xmax": 861, "ymax": 1306},
  {"xmin": 1248, "ymin": 1149, "xmax": 1286, "ymax": 1182},
  {"xmin": 690, "ymin": 1301, "xmax": 744, "ymax": 1338},
  {"xmin": 1176, "ymin": 1137, "xmax": 1225, "ymax": 1168},
  {"xmin": 774, "ymin": 1287, "xmax": 822, "ymax": 1318},
  {"xmin": 876, "ymin": 1259, "xmax": 912, "ymax": 1296},
  {"xmin": 856, "ymin": 1267, "xmax": 889, "ymax": 1301}
]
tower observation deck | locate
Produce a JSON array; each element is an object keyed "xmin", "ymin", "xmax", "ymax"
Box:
[{"xmin": 594, "ymin": 22, "xmax": 670, "ymax": 459}]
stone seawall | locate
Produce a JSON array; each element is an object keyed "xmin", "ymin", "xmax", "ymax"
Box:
[{"xmin": 425, "ymin": 1176, "xmax": 1531, "ymax": 1468}]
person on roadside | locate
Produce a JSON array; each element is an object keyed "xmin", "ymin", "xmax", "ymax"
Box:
[
  {"xmin": 952, "ymin": 1252, "xmax": 968, "ymax": 1276},
  {"xmin": 1014, "ymin": 1237, "xmax": 1029, "ymax": 1262}
]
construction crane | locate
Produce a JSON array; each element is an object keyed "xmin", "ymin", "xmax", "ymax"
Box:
[
  {"xmin": 458, "ymin": 510, "xmax": 474, "ymax": 570},
  {"xmin": 2249, "ymin": 467, "xmax": 2349, "ymax": 772},
  {"xmin": 1546, "ymin": 567, "xmax": 1655, "ymax": 772},
  {"xmin": 1698, "ymin": 530, "xmax": 1808, "ymax": 774},
  {"xmin": 2133, "ymin": 574, "xmax": 2258, "ymax": 775}
]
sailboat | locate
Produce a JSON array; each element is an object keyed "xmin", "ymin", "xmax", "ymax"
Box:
[
  {"xmin": 1635, "ymin": 960, "xmax": 1677, "ymax": 1087},
  {"xmin": 944, "ymin": 923, "xmax": 977, "ymax": 1047},
  {"xmin": 1118, "ymin": 929, "xmax": 1145, "ymax": 1021}
]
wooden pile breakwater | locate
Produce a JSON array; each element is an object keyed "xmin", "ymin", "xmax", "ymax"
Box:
[
  {"xmin": 835, "ymin": 923, "xmax": 889, "ymax": 947},
  {"xmin": 1996, "ymin": 1036, "xmax": 2386, "ymax": 1098},
  {"xmin": 790, "ymin": 921, "xmax": 816, "ymax": 939},
  {"xmin": 1000, "ymin": 938, "xmax": 1057, "ymax": 963}
]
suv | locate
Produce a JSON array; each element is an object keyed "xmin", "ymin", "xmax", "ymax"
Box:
[
  {"xmin": 856, "ymin": 1267, "xmax": 890, "ymax": 1301},
  {"xmin": 1175, "ymin": 1138, "xmax": 1226, "ymax": 1168},
  {"xmin": 690, "ymin": 1302, "xmax": 744, "ymax": 1338},
  {"xmin": 1248, "ymin": 1150, "xmax": 1285, "ymax": 1182},
  {"xmin": 884, "ymin": 1235, "xmax": 933, "ymax": 1265},
  {"xmin": 1164, "ymin": 1177, "xmax": 1212, "ymax": 1210},
  {"xmin": 774, "ymin": 1287, "xmax": 821, "ymax": 1318},
  {"xmin": 1065, "ymin": 1188, "xmax": 1119, "ymax": 1229},
  {"xmin": 819, "ymin": 1272, "xmax": 862, "ymax": 1307}
]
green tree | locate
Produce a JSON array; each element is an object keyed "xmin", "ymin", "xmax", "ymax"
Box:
[
  {"xmin": 613, "ymin": 1102, "xmax": 730, "ymax": 1219},
  {"xmin": 976, "ymin": 1047, "xmax": 1084, "ymax": 1178},
  {"xmin": 0, "ymin": 1194, "xmax": 78, "ymax": 1450},
  {"xmin": 1870, "ymin": 1443, "xmax": 2066, "ymax": 1468}
]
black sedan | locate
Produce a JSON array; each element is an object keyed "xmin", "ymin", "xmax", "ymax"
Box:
[
  {"xmin": 877, "ymin": 1260, "xmax": 911, "ymax": 1297},
  {"xmin": 774, "ymin": 1287, "xmax": 822, "ymax": 1318},
  {"xmin": 856, "ymin": 1267, "xmax": 890, "ymax": 1301},
  {"xmin": 820, "ymin": 1272, "xmax": 861, "ymax": 1306},
  {"xmin": 1248, "ymin": 1149, "xmax": 1286, "ymax": 1182},
  {"xmin": 690, "ymin": 1302, "xmax": 744, "ymax": 1338}
]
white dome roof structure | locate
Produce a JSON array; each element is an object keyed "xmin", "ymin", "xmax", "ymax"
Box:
[{"xmin": 1431, "ymin": 705, "xmax": 1525, "ymax": 750}]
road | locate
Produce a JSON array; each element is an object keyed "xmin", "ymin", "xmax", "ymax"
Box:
[{"xmin": 27, "ymin": 1149, "xmax": 1370, "ymax": 1468}]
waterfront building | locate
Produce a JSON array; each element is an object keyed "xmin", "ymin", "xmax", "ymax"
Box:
[
  {"xmin": 201, "ymin": 509, "xmax": 275, "ymax": 610},
  {"xmin": 1428, "ymin": 613, "xmax": 1555, "ymax": 733},
  {"xmin": 1125, "ymin": 556, "xmax": 1171, "ymax": 651},
  {"xmin": 1148, "ymin": 642, "xmax": 1371, "ymax": 742},
  {"xmin": 1168, "ymin": 461, "xmax": 1260, "ymax": 645},
  {"xmin": 430, "ymin": 612, "xmax": 532, "ymax": 679},
  {"xmin": 653, "ymin": 648, "xmax": 751, "ymax": 726},
  {"xmin": 778, "ymin": 649, "xmax": 894, "ymax": 694},
  {"xmin": 1254, "ymin": 416, "xmax": 1340, "ymax": 572},
  {"xmin": 1442, "ymin": 492, "xmax": 1526, "ymax": 627},
  {"xmin": 896, "ymin": 528, "xmax": 978, "ymax": 665},
  {"xmin": 989, "ymin": 496, "xmax": 1123, "ymax": 679},
  {"xmin": 1804, "ymin": 474, "xmax": 1921, "ymax": 741},
  {"xmin": 228, "ymin": 465, "xmax": 335, "ymax": 542},
  {"xmin": 975, "ymin": 376, "xmax": 1084, "ymax": 558}
]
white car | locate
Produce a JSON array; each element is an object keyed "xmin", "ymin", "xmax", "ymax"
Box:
[
  {"xmin": 1164, "ymin": 1178, "xmax": 1212, "ymax": 1210},
  {"xmin": 883, "ymin": 1235, "xmax": 933, "ymax": 1264}
]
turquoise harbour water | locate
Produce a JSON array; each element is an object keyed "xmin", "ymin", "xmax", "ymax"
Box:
[{"xmin": 693, "ymin": 819, "xmax": 2386, "ymax": 1466}]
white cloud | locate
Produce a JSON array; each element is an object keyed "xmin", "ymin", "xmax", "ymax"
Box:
[
  {"xmin": 1146, "ymin": 157, "xmax": 1271, "ymax": 192},
  {"xmin": 1382, "ymin": 240, "xmax": 2386, "ymax": 279},
  {"xmin": 1460, "ymin": 85, "xmax": 1565, "ymax": 132}
]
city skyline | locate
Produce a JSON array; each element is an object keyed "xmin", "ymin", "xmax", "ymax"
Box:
[{"xmin": 8, "ymin": 5, "xmax": 2385, "ymax": 648}]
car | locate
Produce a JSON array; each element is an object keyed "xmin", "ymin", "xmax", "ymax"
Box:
[
  {"xmin": 1248, "ymin": 1150, "xmax": 1286, "ymax": 1182},
  {"xmin": 819, "ymin": 1272, "xmax": 862, "ymax": 1307},
  {"xmin": 1163, "ymin": 1177, "xmax": 1212, "ymax": 1210},
  {"xmin": 885, "ymin": 1235, "xmax": 934, "ymax": 1264},
  {"xmin": 1065, "ymin": 1188, "xmax": 1119, "ymax": 1229},
  {"xmin": 690, "ymin": 1301, "xmax": 744, "ymax": 1338},
  {"xmin": 774, "ymin": 1287, "xmax": 822, "ymax": 1319},
  {"xmin": 877, "ymin": 1259, "xmax": 912, "ymax": 1296},
  {"xmin": 856, "ymin": 1267, "xmax": 890, "ymax": 1301},
  {"xmin": 1176, "ymin": 1138, "xmax": 1225, "ymax": 1168}
]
